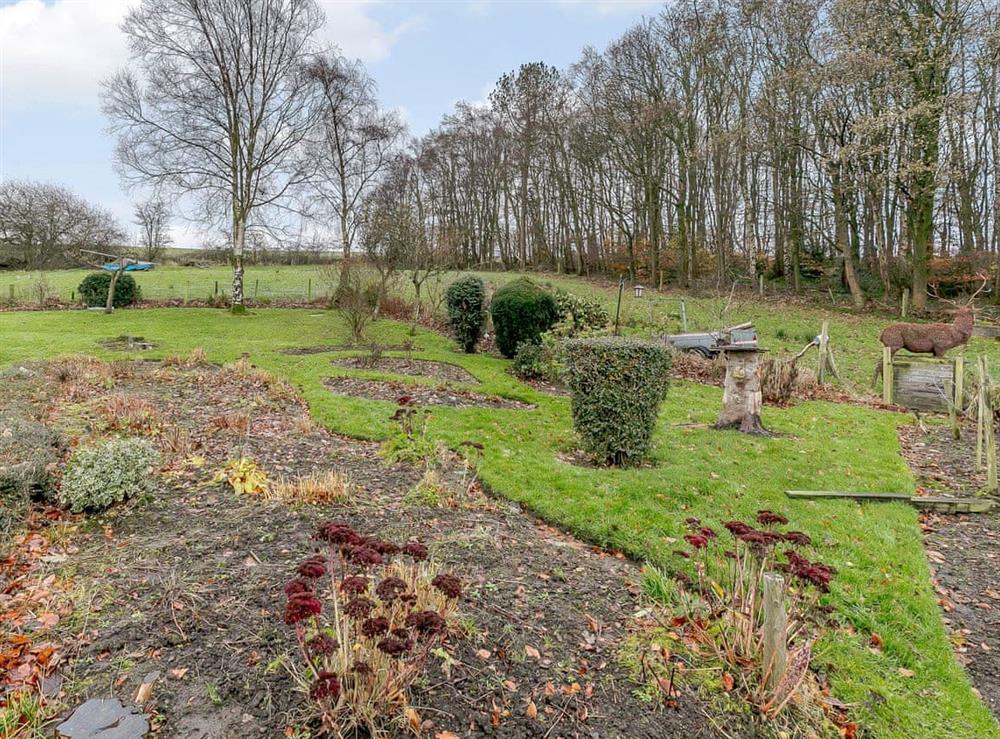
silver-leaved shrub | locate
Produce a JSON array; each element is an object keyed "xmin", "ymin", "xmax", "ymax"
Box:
[{"xmin": 59, "ymin": 437, "xmax": 158, "ymax": 512}]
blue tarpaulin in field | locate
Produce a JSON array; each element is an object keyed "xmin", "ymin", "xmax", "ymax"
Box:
[{"xmin": 102, "ymin": 261, "xmax": 155, "ymax": 272}]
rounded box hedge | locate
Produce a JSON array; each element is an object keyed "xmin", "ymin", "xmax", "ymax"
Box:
[
  {"xmin": 490, "ymin": 278, "xmax": 559, "ymax": 358},
  {"xmin": 562, "ymin": 337, "xmax": 672, "ymax": 466},
  {"xmin": 78, "ymin": 271, "xmax": 141, "ymax": 308}
]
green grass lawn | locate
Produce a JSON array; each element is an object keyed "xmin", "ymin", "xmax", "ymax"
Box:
[
  {"xmin": 7, "ymin": 263, "xmax": 1000, "ymax": 394},
  {"xmin": 1, "ymin": 305, "xmax": 996, "ymax": 738}
]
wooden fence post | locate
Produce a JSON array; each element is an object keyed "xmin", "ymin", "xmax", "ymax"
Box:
[
  {"xmin": 680, "ymin": 299, "xmax": 688, "ymax": 332},
  {"xmin": 901, "ymin": 288, "xmax": 909, "ymax": 318},
  {"xmin": 762, "ymin": 573, "xmax": 788, "ymax": 692},
  {"xmin": 882, "ymin": 347, "xmax": 893, "ymax": 405},
  {"xmin": 759, "ymin": 274, "xmax": 764, "ymax": 297},
  {"xmin": 983, "ymin": 356, "xmax": 998, "ymax": 491},
  {"xmin": 817, "ymin": 321, "xmax": 830, "ymax": 384}
]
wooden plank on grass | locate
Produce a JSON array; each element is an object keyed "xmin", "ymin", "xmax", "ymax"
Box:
[{"xmin": 786, "ymin": 490, "xmax": 911, "ymax": 501}]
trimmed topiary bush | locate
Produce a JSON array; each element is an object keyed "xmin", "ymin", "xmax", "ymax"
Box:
[
  {"xmin": 562, "ymin": 337, "xmax": 672, "ymax": 466},
  {"xmin": 59, "ymin": 437, "xmax": 158, "ymax": 513},
  {"xmin": 490, "ymin": 278, "xmax": 559, "ymax": 358},
  {"xmin": 78, "ymin": 271, "xmax": 140, "ymax": 308},
  {"xmin": 445, "ymin": 275, "xmax": 486, "ymax": 353}
]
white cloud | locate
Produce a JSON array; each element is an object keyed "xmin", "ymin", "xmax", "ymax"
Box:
[
  {"xmin": 317, "ymin": 1, "xmax": 419, "ymax": 62},
  {"xmin": 0, "ymin": 0, "xmax": 131, "ymax": 109},
  {"xmin": 0, "ymin": 0, "xmax": 406, "ymax": 111}
]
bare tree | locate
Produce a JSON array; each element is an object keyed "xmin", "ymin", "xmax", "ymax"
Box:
[
  {"xmin": 0, "ymin": 180, "xmax": 124, "ymax": 269},
  {"xmin": 305, "ymin": 52, "xmax": 404, "ymax": 259},
  {"xmin": 133, "ymin": 197, "xmax": 172, "ymax": 262},
  {"xmin": 102, "ymin": 0, "xmax": 325, "ymax": 311}
]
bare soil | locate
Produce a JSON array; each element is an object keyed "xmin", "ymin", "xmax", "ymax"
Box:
[
  {"xmin": 332, "ymin": 357, "xmax": 478, "ymax": 384},
  {"xmin": 0, "ymin": 361, "xmax": 740, "ymax": 737},
  {"xmin": 324, "ymin": 377, "xmax": 534, "ymax": 410},
  {"xmin": 897, "ymin": 421, "xmax": 1000, "ymax": 718},
  {"xmin": 280, "ymin": 344, "xmax": 424, "ymax": 356}
]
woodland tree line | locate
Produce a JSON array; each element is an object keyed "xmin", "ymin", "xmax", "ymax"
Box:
[
  {"xmin": 384, "ymin": 0, "xmax": 1000, "ymax": 311},
  {"xmin": 3, "ymin": 0, "xmax": 997, "ymax": 313}
]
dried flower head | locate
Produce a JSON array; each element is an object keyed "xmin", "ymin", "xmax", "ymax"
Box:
[
  {"xmin": 361, "ymin": 616, "xmax": 390, "ymax": 638},
  {"xmin": 283, "ymin": 579, "xmax": 312, "ymax": 597},
  {"xmin": 343, "ymin": 596, "xmax": 376, "ymax": 619},
  {"xmin": 297, "ymin": 555, "xmax": 326, "ymax": 579},
  {"xmin": 723, "ymin": 521, "xmax": 753, "ymax": 537},
  {"xmin": 684, "ymin": 517, "xmax": 701, "ymax": 528},
  {"xmin": 684, "ymin": 534, "xmax": 709, "ymax": 550},
  {"xmin": 756, "ymin": 510, "xmax": 789, "ymax": 526},
  {"xmin": 375, "ymin": 576, "xmax": 408, "ymax": 603},
  {"xmin": 316, "ymin": 521, "xmax": 362, "ymax": 547},
  {"xmin": 284, "ymin": 592, "xmax": 322, "ymax": 624},
  {"xmin": 405, "ymin": 609, "xmax": 447, "ymax": 636},
  {"xmin": 352, "ymin": 660, "xmax": 373, "ymax": 676},
  {"xmin": 340, "ymin": 575, "xmax": 369, "ymax": 595},
  {"xmin": 431, "ymin": 573, "xmax": 462, "ymax": 599},
  {"xmin": 307, "ymin": 634, "xmax": 338, "ymax": 656},
  {"xmin": 783, "ymin": 531, "xmax": 812, "ymax": 547},
  {"xmin": 402, "ymin": 540, "xmax": 428, "ymax": 560},
  {"xmin": 397, "ymin": 395, "xmax": 414, "ymax": 406},
  {"xmin": 672, "ymin": 549, "xmax": 691, "ymax": 559},
  {"xmin": 377, "ymin": 636, "xmax": 412, "ymax": 657},
  {"xmin": 365, "ymin": 537, "xmax": 400, "ymax": 556},
  {"xmin": 347, "ymin": 546, "xmax": 384, "ymax": 567},
  {"xmin": 699, "ymin": 527, "xmax": 718, "ymax": 540},
  {"xmin": 310, "ymin": 671, "xmax": 341, "ymax": 701}
]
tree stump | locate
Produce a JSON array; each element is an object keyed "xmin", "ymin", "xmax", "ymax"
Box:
[{"xmin": 716, "ymin": 345, "xmax": 769, "ymax": 435}]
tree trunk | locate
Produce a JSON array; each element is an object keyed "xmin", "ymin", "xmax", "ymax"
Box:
[{"xmin": 231, "ymin": 211, "xmax": 246, "ymax": 310}]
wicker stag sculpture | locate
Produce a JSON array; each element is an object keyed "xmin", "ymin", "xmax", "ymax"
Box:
[{"xmin": 874, "ymin": 277, "xmax": 986, "ymax": 382}]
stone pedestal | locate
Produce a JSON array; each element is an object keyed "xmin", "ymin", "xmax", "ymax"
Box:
[{"xmin": 715, "ymin": 345, "xmax": 769, "ymax": 435}]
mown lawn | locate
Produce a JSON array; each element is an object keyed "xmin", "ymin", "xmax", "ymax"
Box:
[
  {"xmin": 8, "ymin": 264, "xmax": 1000, "ymax": 393},
  {"xmin": 1, "ymin": 305, "xmax": 996, "ymax": 738}
]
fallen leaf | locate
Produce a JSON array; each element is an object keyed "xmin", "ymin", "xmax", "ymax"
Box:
[
  {"xmin": 526, "ymin": 700, "xmax": 538, "ymax": 719},
  {"xmin": 169, "ymin": 667, "xmax": 189, "ymax": 679},
  {"xmin": 722, "ymin": 672, "xmax": 734, "ymax": 691},
  {"xmin": 524, "ymin": 645, "xmax": 541, "ymax": 659},
  {"xmin": 898, "ymin": 668, "xmax": 914, "ymax": 678}
]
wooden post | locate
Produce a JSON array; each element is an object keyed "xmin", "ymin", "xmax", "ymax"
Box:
[
  {"xmin": 254, "ymin": 278, "xmax": 259, "ymax": 300},
  {"xmin": 762, "ymin": 573, "xmax": 787, "ymax": 692},
  {"xmin": 951, "ymin": 355, "xmax": 964, "ymax": 440},
  {"xmin": 901, "ymin": 288, "xmax": 909, "ymax": 318},
  {"xmin": 307, "ymin": 278, "xmax": 312, "ymax": 301},
  {"xmin": 613, "ymin": 277, "xmax": 624, "ymax": 336},
  {"xmin": 977, "ymin": 355, "xmax": 986, "ymax": 470},
  {"xmin": 983, "ymin": 356, "xmax": 998, "ymax": 491},
  {"xmin": 817, "ymin": 321, "xmax": 830, "ymax": 384},
  {"xmin": 214, "ymin": 280, "xmax": 219, "ymax": 296},
  {"xmin": 680, "ymin": 299, "xmax": 688, "ymax": 332},
  {"xmin": 759, "ymin": 274, "xmax": 764, "ymax": 297},
  {"xmin": 882, "ymin": 347, "xmax": 893, "ymax": 405}
]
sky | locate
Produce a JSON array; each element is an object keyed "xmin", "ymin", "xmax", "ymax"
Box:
[{"xmin": 0, "ymin": 0, "xmax": 659, "ymax": 246}]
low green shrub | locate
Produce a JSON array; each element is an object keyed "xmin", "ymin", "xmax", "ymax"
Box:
[
  {"xmin": 78, "ymin": 272, "xmax": 140, "ymax": 308},
  {"xmin": 511, "ymin": 339, "xmax": 563, "ymax": 383},
  {"xmin": 562, "ymin": 337, "xmax": 672, "ymax": 466},
  {"xmin": 59, "ymin": 437, "xmax": 158, "ymax": 513},
  {"xmin": 551, "ymin": 290, "xmax": 609, "ymax": 338},
  {"xmin": 490, "ymin": 278, "xmax": 559, "ymax": 358},
  {"xmin": 1, "ymin": 413, "xmax": 66, "ymax": 542},
  {"xmin": 445, "ymin": 275, "xmax": 486, "ymax": 353}
]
